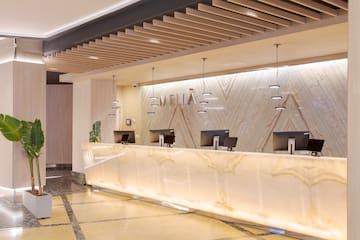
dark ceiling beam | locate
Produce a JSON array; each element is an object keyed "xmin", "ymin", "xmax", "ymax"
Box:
[{"xmin": 43, "ymin": 0, "xmax": 207, "ymax": 56}]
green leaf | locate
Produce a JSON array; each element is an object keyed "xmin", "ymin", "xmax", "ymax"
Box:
[
  {"xmin": 30, "ymin": 119, "xmax": 44, "ymax": 155},
  {"xmin": 20, "ymin": 120, "xmax": 32, "ymax": 144},
  {"xmin": 0, "ymin": 114, "xmax": 22, "ymax": 142}
]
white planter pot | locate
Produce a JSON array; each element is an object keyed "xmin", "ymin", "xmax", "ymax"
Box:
[{"xmin": 22, "ymin": 190, "xmax": 52, "ymax": 219}]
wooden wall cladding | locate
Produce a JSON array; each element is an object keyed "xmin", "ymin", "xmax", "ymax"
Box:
[
  {"xmin": 138, "ymin": 59, "xmax": 347, "ymax": 157},
  {"xmin": 46, "ymin": 85, "xmax": 73, "ymax": 165}
]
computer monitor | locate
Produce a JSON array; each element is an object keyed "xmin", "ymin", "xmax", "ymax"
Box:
[
  {"xmin": 200, "ymin": 130, "xmax": 230, "ymax": 150},
  {"xmin": 273, "ymin": 131, "xmax": 310, "ymax": 154},
  {"xmin": 307, "ymin": 139, "xmax": 325, "ymax": 156},
  {"xmin": 223, "ymin": 137, "xmax": 238, "ymax": 151},
  {"xmin": 149, "ymin": 129, "xmax": 175, "ymax": 147},
  {"xmin": 164, "ymin": 135, "xmax": 175, "ymax": 147},
  {"xmin": 114, "ymin": 130, "xmax": 136, "ymax": 144}
]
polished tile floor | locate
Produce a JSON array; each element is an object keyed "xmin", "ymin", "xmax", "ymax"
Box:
[{"xmin": 0, "ymin": 170, "xmax": 317, "ymax": 240}]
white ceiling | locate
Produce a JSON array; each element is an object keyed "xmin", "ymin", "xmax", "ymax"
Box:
[{"xmin": 0, "ymin": 0, "xmax": 139, "ymax": 38}]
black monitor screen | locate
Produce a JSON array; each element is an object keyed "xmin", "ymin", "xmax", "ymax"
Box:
[
  {"xmin": 114, "ymin": 131, "xmax": 135, "ymax": 143},
  {"xmin": 307, "ymin": 139, "xmax": 324, "ymax": 152},
  {"xmin": 164, "ymin": 135, "xmax": 175, "ymax": 145},
  {"xmin": 149, "ymin": 129, "xmax": 175, "ymax": 143},
  {"xmin": 121, "ymin": 134, "xmax": 129, "ymax": 142},
  {"xmin": 224, "ymin": 137, "xmax": 238, "ymax": 151},
  {"xmin": 200, "ymin": 130, "xmax": 230, "ymax": 147},
  {"xmin": 273, "ymin": 131, "xmax": 310, "ymax": 151}
]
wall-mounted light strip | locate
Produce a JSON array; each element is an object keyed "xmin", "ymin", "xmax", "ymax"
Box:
[
  {"xmin": 269, "ymin": 84, "xmax": 280, "ymax": 89},
  {"xmin": 204, "ymin": 106, "xmax": 225, "ymax": 110},
  {"xmin": 197, "ymin": 109, "xmax": 207, "ymax": 114},
  {"xmin": 0, "ymin": 58, "xmax": 44, "ymax": 65},
  {"xmin": 271, "ymin": 96, "xmax": 283, "ymax": 100}
]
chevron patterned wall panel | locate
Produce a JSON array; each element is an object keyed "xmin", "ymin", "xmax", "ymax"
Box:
[{"xmin": 134, "ymin": 59, "xmax": 347, "ymax": 157}]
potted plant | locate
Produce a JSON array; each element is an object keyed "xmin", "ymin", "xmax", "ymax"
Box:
[
  {"xmin": 0, "ymin": 114, "xmax": 51, "ymax": 218},
  {"xmin": 89, "ymin": 120, "xmax": 101, "ymax": 142}
]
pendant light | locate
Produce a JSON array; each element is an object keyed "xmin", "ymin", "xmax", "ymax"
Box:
[
  {"xmin": 200, "ymin": 57, "xmax": 212, "ymax": 96},
  {"xmin": 147, "ymin": 67, "xmax": 158, "ymax": 115},
  {"xmin": 149, "ymin": 67, "xmax": 159, "ymax": 107},
  {"xmin": 270, "ymin": 43, "xmax": 285, "ymax": 110},
  {"xmin": 198, "ymin": 57, "xmax": 210, "ymax": 113},
  {"xmin": 111, "ymin": 75, "xmax": 118, "ymax": 103},
  {"xmin": 108, "ymin": 74, "xmax": 119, "ymax": 116},
  {"xmin": 112, "ymin": 75, "xmax": 120, "ymax": 109}
]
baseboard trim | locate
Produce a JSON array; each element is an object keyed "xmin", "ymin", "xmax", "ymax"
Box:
[{"xmin": 46, "ymin": 164, "xmax": 72, "ymax": 170}]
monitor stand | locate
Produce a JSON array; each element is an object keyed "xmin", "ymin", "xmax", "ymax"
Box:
[
  {"xmin": 311, "ymin": 151, "xmax": 320, "ymax": 157},
  {"xmin": 288, "ymin": 138, "xmax": 295, "ymax": 155},
  {"xmin": 159, "ymin": 134, "xmax": 164, "ymax": 147},
  {"xmin": 213, "ymin": 136, "xmax": 220, "ymax": 150}
]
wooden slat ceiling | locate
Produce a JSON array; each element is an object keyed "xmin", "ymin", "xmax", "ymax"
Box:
[{"xmin": 44, "ymin": 0, "xmax": 348, "ymax": 73}]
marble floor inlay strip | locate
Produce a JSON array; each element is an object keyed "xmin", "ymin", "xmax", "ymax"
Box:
[{"xmin": 61, "ymin": 195, "xmax": 86, "ymax": 240}]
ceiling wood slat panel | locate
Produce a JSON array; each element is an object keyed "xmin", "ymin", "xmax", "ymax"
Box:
[
  {"xmin": 256, "ymin": 0, "xmax": 322, "ymax": 20},
  {"xmin": 89, "ymin": 40, "xmax": 163, "ymax": 56},
  {"xmin": 321, "ymin": 0, "xmax": 348, "ymax": 10},
  {"xmin": 174, "ymin": 11, "xmax": 261, "ymax": 34},
  {"xmin": 134, "ymin": 25, "xmax": 206, "ymax": 45},
  {"xmin": 289, "ymin": 0, "xmax": 338, "ymax": 16},
  {"xmin": 143, "ymin": 21, "xmax": 220, "ymax": 43},
  {"xmin": 152, "ymin": 19, "xmax": 231, "ymax": 41},
  {"xmin": 60, "ymin": 49, "xmax": 140, "ymax": 62},
  {"xmin": 83, "ymin": 43, "xmax": 158, "ymax": 58},
  {"xmin": 196, "ymin": 4, "xmax": 279, "ymax": 30},
  {"xmin": 141, "ymin": 23, "xmax": 214, "ymax": 44},
  {"xmin": 163, "ymin": 15, "xmax": 249, "ymax": 37},
  {"xmin": 184, "ymin": 8, "xmax": 266, "ymax": 32},
  {"xmin": 72, "ymin": 46, "xmax": 150, "ymax": 60},
  {"xmin": 111, "ymin": 34, "xmax": 182, "ymax": 52},
  {"xmin": 211, "ymin": 0, "xmax": 293, "ymax": 26},
  {"xmin": 124, "ymin": 28, "xmax": 194, "ymax": 49},
  {"xmin": 44, "ymin": 0, "xmax": 348, "ymax": 74},
  {"xmin": 227, "ymin": 0, "xmax": 309, "ymax": 22},
  {"xmin": 102, "ymin": 37, "xmax": 173, "ymax": 54}
]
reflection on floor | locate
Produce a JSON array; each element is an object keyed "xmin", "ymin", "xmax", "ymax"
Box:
[{"xmin": 0, "ymin": 170, "xmax": 318, "ymax": 240}]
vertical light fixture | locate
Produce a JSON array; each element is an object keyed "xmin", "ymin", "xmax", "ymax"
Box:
[
  {"xmin": 147, "ymin": 66, "xmax": 158, "ymax": 115},
  {"xmin": 109, "ymin": 74, "xmax": 120, "ymax": 116},
  {"xmin": 269, "ymin": 43, "xmax": 286, "ymax": 110},
  {"xmin": 200, "ymin": 57, "xmax": 212, "ymax": 96},
  {"xmin": 112, "ymin": 74, "xmax": 119, "ymax": 105},
  {"xmin": 198, "ymin": 57, "xmax": 209, "ymax": 113}
]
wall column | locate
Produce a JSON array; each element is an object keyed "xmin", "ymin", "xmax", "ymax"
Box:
[
  {"xmin": 72, "ymin": 79, "xmax": 115, "ymax": 174},
  {"xmin": 0, "ymin": 37, "xmax": 46, "ymax": 190},
  {"xmin": 348, "ymin": 1, "xmax": 360, "ymax": 239}
]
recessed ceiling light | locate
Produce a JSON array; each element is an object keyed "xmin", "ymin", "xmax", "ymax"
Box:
[
  {"xmin": 246, "ymin": 10, "xmax": 258, "ymax": 18},
  {"xmin": 275, "ymin": 106, "xmax": 286, "ymax": 110},
  {"xmin": 149, "ymin": 39, "xmax": 160, "ymax": 44},
  {"xmin": 88, "ymin": 56, "xmax": 99, "ymax": 60}
]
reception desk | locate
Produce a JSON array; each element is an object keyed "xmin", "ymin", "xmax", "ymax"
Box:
[{"xmin": 82, "ymin": 143, "xmax": 346, "ymax": 240}]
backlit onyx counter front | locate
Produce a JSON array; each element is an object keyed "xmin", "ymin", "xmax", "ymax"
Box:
[{"xmin": 82, "ymin": 143, "xmax": 346, "ymax": 240}]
